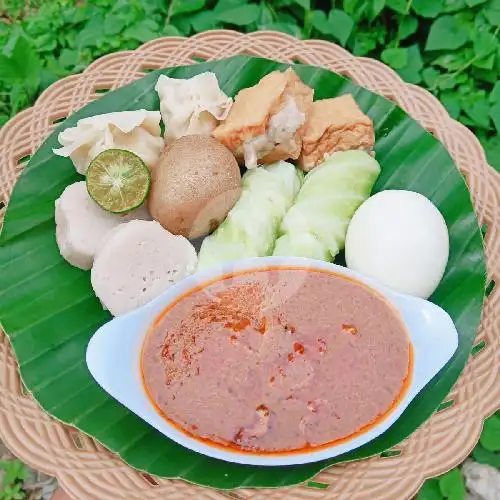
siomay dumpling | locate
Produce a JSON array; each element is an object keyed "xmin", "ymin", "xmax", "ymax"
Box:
[
  {"xmin": 55, "ymin": 181, "xmax": 151, "ymax": 270},
  {"xmin": 155, "ymin": 72, "xmax": 233, "ymax": 143},
  {"xmin": 53, "ymin": 110, "xmax": 163, "ymax": 174}
]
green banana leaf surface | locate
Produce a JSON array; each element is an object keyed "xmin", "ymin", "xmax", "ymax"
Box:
[{"xmin": 0, "ymin": 56, "xmax": 486, "ymax": 489}]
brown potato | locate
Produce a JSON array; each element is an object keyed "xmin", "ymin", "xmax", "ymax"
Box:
[{"xmin": 148, "ymin": 135, "xmax": 242, "ymax": 239}]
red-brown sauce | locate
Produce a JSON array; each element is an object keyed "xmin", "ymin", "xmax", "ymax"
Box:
[{"xmin": 141, "ymin": 266, "xmax": 413, "ymax": 455}]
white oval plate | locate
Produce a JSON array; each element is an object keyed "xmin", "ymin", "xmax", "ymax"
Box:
[{"xmin": 86, "ymin": 256, "xmax": 458, "ymax": 466}]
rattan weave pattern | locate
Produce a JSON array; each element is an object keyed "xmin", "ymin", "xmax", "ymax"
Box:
[{"xmin": 0, "ymin": 31, "xmax": 499, "ymax": 500}]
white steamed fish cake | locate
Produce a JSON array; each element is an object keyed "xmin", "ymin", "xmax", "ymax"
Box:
[
  {"xmin": 91, "ymin": 220, "xmax": 197, "ymax": 316},
  {"xmin": 55, "ymin": 181, "xmax": 151, "ymax": 270}
]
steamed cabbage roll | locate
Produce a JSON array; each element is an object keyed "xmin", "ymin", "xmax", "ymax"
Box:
[
  {"xmin": 197, "ymin": 161, "xmax": 303, "ymax": 269},
  {"xmin": 273, "ymin": 150, "xmax": 380, "ymax": 261}
]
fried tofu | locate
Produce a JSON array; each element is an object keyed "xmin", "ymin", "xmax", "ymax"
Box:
[
  {"xmin": 298, "ymin": 95, "xmax": 375, "ymax": 171},
  {"xmin": 212, "ymin": 68, "xmax": 313, "ymax": 168}
]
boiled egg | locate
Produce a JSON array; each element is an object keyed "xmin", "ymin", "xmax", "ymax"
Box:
[{"xmin": 345, "ymin": 190, "xmax": 449, "ymax": 299}]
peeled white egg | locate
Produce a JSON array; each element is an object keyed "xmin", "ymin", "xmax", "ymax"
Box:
[{"xmin": 345, "ymin": 190, "xmax": 449, "ymax": 299}]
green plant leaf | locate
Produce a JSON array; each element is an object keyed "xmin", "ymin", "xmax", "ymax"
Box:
[
  {"xmin": 485, "ymin": 0, "xmax": 500, "ymax": 26},
  {"xmin": 454, "ymin": 11, "xmax": 475, "ymax": 37},
  {"xmin": 413, "ymin": 0, "xmax": 444, "ymax": 18},
  {"xmin": 432, "ymin": 49, "xmax": 473, "ymax": 71},
  {"xmin": 190, "ymin": 11, "xmax": 220, "ymax": 31},
  {"xmin": 291, "ymin": 0, "xmax": 310, "ymax": 9},
  {"xmin": 491, "ymin": 82, "xmax": 500, "ymax": 104},
  {"xmin": 466, "ymin": 0, "xmax": 488, "ymax": 5},
  {"xmin": 39, "ymin": 68, "xmax": 60, "ymax": 93},
  {"xmin": 112, "ymin": 3, "xmax": 142, "ymax": 24},
  {"xmin": 426, "ymin": 15, "xmax": 470, "ymax": 51},
  {"xmin": 214, "ymin": 0, "xmax": 247, "ymax": 12},
  {"xmin": 216, "ymin": 4, "xmax": 260, "ymax": 25},
  {"xmin": 104, "ymin": 15, "xmax": 128, "ymax": 35},
  {"xmin": 473, "ymin": 52, "xmax": 496, "ymax": 69},
  {"xmin": 417, "ymin": 479, "xmax": 444, "ymax": 500},
  {"xmin": 398, "ymin": 16, "xmax": 419, "ymax": 40},
  {"xmin": 59, "ymin": 49, "xmax": 80, "ymax": 69},
  {"xmin": 172, "ymin": 14, "xmax": 193, "ymax": 35},
  {"xmin": 422, "ymin": 67, "xmax": 441, "ymax": 87},
  {"xmin": 0, "ymin": 33, "xmax": 41, "ymax": 90},
  {"xmin": 327, "ymin": 9, "xmax": 355, "ymax": 45},
  {"xmin": 486, "ymin": 139, "xmax": 500, "ymax": 171},
  {"xmin": 163, "ymin": 24, "xmax": 181, "ymax": 36},
  {"xmin": 33, "ymin": 33, "xmax": 57, "ymax": 52},
  {"xmin": 396, "ymin": 44, "xmax": 424, "ymax": 83},
  {"xmin": 442, "ymin": 0, "xmax": 467, "ymax": 12},
  {"xmin": 76, "ymin": 17, "xmax": 105, "ymax": 48},
  {"xmin": 352, "ymin": 31, "xmax": 379, "ymax": 56},
  {"xmin": 0, "ymin": 460, "xmax": 28, "ymax": 485},
  {"xmin": 259, "ymin": 3, "xmax": 274, "ymax": 24},
  {"xmin": 386, "ymin": 0, "xmax": 408, "ymax": 14},
  {"xmin": 370, "ymin": 0, "xmax": 387, "ymax": 19},
  {"xmin": 472, "ymin": 442, "xmax": 500, "ymax": 467},
  {"xmin": 310, "ymin": 8, "xmax": 355, "ymax": 44},
  {"xmin": 273, "ymin": 11, "xmax": 297, "ymax": 25},
  {"xmin": 343, "ymin": 0, "xmax": 364, "ymax": 16},
  {"xmin": 438, "ymin": 469, "xmax": 465, "ymax": 500},
  {"xmin": 311, "ymin": 10, "xmax": 331, "ymax": 34},
  {"xmin": 172, "ymin": 0, "xmax": 206, "ymax": 15},
  {"xmin": 440, "ymin": 91, "xmax": 462, "ymax": 118},
  {"xmin": 473, "ymin": 30, "xmax": 498, "ymax": 58},
  {"xmin": 123, "ymin": 20, "xmax": 160, "ymax": 42},
  {"xmin": 381, "ymin": 47, "xmax": 408, "ymax": 69},
  {"xmin": 480, "ymin": 413, "xmax": 500, "ymax": 451},
  {"xmin": 462, "ymin": 100, "xmax": 491, "ymax": 129},
  {"xmin": 260, "ymin": 23, "xmax": 302, "ymax": 37},
  {"xmin": 0, "ymin": 460, "xmax": 27, "ymax": 499}
]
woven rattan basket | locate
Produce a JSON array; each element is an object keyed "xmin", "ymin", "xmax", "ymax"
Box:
[{"xmin": 0, "ymin": 31, "xmax": 499, "ymax": 500}]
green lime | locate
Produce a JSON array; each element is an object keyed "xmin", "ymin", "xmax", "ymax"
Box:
[{"xmin": 86, "ymin": 149, "xmax": 151, "ymax": 213}]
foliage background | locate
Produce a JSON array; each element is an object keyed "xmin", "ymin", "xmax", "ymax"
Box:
[
  {"xmin": 0, "ymin": 0, "xmax": 499, "ymax": 172},
  {"xmin": 0, "ymin": 0, "xmax": 499, "ymax": 498}
]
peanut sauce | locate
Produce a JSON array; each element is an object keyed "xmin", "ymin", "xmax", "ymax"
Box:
[{"xmin": 141, "ymin": 267, "xmax": 412, "ymax": 454}]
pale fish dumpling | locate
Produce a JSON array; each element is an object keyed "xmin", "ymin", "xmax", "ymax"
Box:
[
  {"xmin": 155, "ymin": 72, "xmax": 232, "ymax": 143},
  {"xmin": 91, "ymin": 220, "xmax": 198, "ymax": 316},
  {"xmin": 53, "ymin": 110, "xmax": 164, "ymax": 174},
  {"xmin": 55, "ymin": 181, "xmax": 151, "ymax": 270}
]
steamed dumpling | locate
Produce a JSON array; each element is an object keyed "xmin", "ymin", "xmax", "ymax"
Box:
[
  {"xmin": 53, "ymin": 110, "xmax": 163, "ymax": 174},
  {"xmin": 155, "ymin": 72, "xmax": 232, "ymax": 143}
]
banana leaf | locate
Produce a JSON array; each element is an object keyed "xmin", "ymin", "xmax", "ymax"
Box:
[{"xmin": 0, "ymin": 56, "xmax": 486, "ymax": 489}]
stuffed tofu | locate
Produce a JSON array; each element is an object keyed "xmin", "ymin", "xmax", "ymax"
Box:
[
  {"xmin": 299, "ymin": 94, "xmax": 375, "ymax": 172},
  {"xmin": 212, "ymin": 68, "xmax": 313, "ymax": 169}
]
